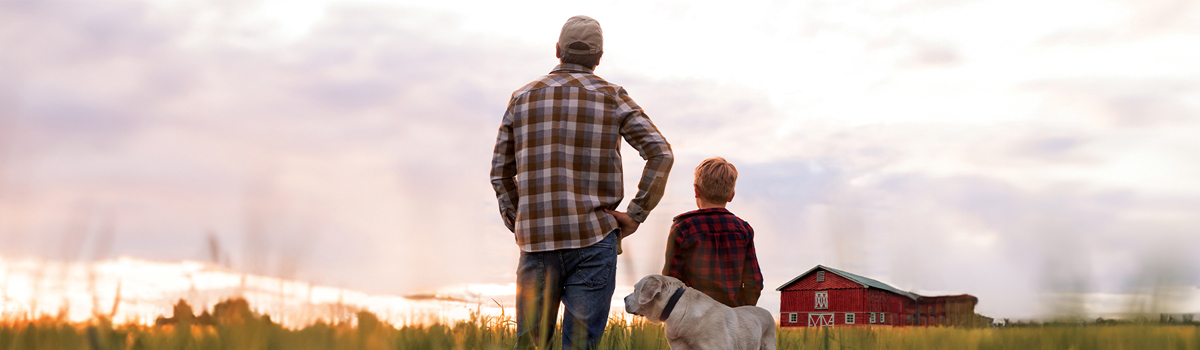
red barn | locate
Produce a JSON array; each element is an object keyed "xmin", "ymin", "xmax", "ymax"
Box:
[{"xmin": 777, "ymin": 265, "xmax": 982, "ymax": 327}]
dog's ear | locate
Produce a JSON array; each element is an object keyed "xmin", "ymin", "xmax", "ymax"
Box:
[{"xmin": 638, "ymin": 276, "xmax": 663, "ymax": 305}]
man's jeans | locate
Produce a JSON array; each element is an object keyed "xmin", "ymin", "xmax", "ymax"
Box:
[{"xmin": 514, "ymin": 231, "xmax": 618, "ymax": 350}]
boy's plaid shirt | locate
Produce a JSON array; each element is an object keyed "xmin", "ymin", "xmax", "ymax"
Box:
[
  {"xmin": 663, "ymin": 208, "xmax": 764, "ymax": 307},
  {"xmin": 491, "ymin": 64, "xmax": 673, "ymax": 252}
]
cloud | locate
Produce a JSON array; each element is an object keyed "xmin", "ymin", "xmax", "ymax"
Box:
[
  {"xmin": 1, "ymin": 0, "xmax": 1198, "ymax": 321},
  {"xmin": 1122, "ymin": 0, "xmax": 1199, "ymax": 36},
  {"xmin": 0, "ymin": 1, "xmax": 171, "ymax": 62},
  {"xmin": 0, "ymin": 0, "xmax": 545, "ymax": 291},
  {"xmin": 1036, "ymin": 0, "xmax": 1199, "ymax": 46},
  {"xmin": 684, "ymin": 100, "xmax": 1200, "ymax": 318},
  {"xmin": 1025, "ymin": 78, "xmax": 1198, "ymax": 128},
  {"xmin": 735, "ymin": 157, "xmax": 1200, "ymax": 318}
]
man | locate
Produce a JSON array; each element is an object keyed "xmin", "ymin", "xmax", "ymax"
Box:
[{"xmin": 490, "ymin": 15, "xmax": 673, "ymax": 350}]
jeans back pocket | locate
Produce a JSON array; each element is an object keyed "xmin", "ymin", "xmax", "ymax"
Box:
[{"xmin": 568, "ymin": 234, "xmax": 617, "ymax": 287}]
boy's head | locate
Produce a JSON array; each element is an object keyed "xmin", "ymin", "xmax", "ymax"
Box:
[{"xmin": 694, "ymin": 157, "xmax": 737, "ymax": 206}]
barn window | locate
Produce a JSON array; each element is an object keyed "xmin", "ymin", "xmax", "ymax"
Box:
[
  {"xmin": 815, "ymin": 291, "xmax": 828, "ymax": 310},
  {"xmin": 845, "ymin": 313, "xmax": 855, "ymax": 324},
  {"xmin": 870, "ymin": 313, "xmax": 876, "ymax": 323},
  {"xmin": 789, "ymin": 313, "xmax": 797, "ymax": 323},
  {"xmin": 879, "ymin": 313, "xmax": 885, "ymax": 323},
  {"xmin": 817, "ymin": 271, "xmax": 825, "ymax": 282}
]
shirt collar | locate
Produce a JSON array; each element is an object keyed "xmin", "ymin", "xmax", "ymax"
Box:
[
  {"xmin": 672, "ymin": 207, "xmax": 733, "ymax": 222},
  {"xmin": 551, "ymin": 63, "xmax": 594, "ymax": 74}
]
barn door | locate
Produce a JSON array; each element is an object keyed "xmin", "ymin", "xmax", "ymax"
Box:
[{"xmin": 808, "ymin": 313, "xmax": 834, "ymax": 327}]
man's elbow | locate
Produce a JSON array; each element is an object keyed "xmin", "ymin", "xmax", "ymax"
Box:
[{"xmin": 653, "ymin": 147, "xmax": 674, "ymax": 168}]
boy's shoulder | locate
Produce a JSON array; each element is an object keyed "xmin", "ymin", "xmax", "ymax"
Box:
[{"xmin": 672, "ymin": 208, "xmax": 751, "ymax": 227}]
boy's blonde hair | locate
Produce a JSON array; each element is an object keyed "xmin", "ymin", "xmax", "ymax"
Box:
[{"xmin": 694, "ymin": 157, "xmax": 738, "ymax": 204}]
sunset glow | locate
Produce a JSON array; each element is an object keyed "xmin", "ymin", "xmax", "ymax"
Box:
[
  {"xmin": 0, "ymin": 0, "xmax": 1197, "ymax": 324},
  {"xmin": 0, "ymin": 255, "xmax": 534, "ymax": 327}
]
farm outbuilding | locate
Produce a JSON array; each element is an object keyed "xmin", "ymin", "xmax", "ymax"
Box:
[{"xmin": 777, "ymin": 265, "xmax": 987, "ymax": 327}]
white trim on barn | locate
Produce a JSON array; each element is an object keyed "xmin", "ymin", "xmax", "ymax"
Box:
[{"xmin": 809, "ymin": 313, "xmax": 834, "ymax": 327}]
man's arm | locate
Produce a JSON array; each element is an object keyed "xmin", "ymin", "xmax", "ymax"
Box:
[
  {"xmin": 604, "ymin": 209, "xmax": 639, "ymax": 238},
  {"xmin": 616, "ymin": 89, "xmax": 673, "ymax": 224},
  {"xmin": 490, "ymin": 108, "xmax": 518, "ymax": 232}
]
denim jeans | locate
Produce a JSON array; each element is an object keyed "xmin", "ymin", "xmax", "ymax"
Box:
[{"xmin": 514, "ymin": 230, "xmax": 618, "ymax": 350}]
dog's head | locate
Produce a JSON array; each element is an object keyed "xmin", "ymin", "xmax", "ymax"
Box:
[{"xmin": 624, "ymin": 275, "xmax": 685, "ymax": 323}]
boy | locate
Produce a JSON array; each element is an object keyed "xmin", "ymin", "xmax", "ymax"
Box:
[{"xmin": 662, "ymin": 157, "xmax": 763, "ymax": 307}]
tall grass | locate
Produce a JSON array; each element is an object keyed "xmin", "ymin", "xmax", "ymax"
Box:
[
  {"xmin": 0, "ymin": 299, "xmax": 669, "ymax": 350},
  {"xmin": 775, "ymin": 324, "xmax": 1199, "ymax": 350},
  {"xmin": 1, "ymin": 300, "xmax": 1196, "ymax": 349}
]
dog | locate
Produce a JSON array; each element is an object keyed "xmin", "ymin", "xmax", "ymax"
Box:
[{"xmin": 624, "ymin": 275, "xmax": 776, "ymax": 350}]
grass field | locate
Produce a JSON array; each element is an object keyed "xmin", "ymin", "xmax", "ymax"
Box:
[{"xmin": 1, "ymin": 299, "xmax": 1197, "ymax": 349}]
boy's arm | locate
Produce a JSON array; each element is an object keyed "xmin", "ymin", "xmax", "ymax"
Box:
[
  {"xmin": 740, "ymin": 226, "xmax": 764, "ymax": 306},
  {"xmin": 661, "ymin": 222, "xmax": 686, "ymax": 280},
  {"xmin": 489, "ymin": 107, "xmax": 518, "ymax": 232},
  {"xmin": 616, "ymin": 89, "xmax": 673, "ymax": 224}
]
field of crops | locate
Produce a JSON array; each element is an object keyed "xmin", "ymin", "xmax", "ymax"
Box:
[{"xmin": 1, "ymin": 299, "xmax": 1197, "ymax": 349}]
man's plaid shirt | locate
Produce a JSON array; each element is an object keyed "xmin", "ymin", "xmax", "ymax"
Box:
[
  {"xmin": 491, "ymin": 64, "xmax": 673, "ymax": 252},
  {"xmin": 663, "ymin": 208, "xmax": 764, "ymax": 307}
]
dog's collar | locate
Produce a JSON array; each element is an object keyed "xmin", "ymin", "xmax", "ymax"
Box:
[{"xmin": 659, "ymin": 287, "xmax": 686, "ymax": 322}]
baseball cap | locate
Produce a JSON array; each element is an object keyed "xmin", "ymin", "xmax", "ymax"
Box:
[{"xmin": 559, "ymin": 15, "xmax": 603, "ymax": 55}]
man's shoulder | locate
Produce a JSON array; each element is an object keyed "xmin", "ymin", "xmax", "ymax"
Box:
[
  {"xmin": 512, "ymin": 68, "xmax": 623, "ymax": 99},
  {"xmin": 510, "ymin": 75, "xmax": 554, "ymax": 99}
]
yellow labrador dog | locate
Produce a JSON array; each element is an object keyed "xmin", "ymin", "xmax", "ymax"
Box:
[{"xmin": 624, "ymin": 275, "xmax": 776, "ymax": 350}]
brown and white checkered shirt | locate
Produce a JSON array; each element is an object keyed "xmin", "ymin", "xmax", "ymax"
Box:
[{"xmin": 491, "ymin": 63, "xmax": 673, "ymax": 252}]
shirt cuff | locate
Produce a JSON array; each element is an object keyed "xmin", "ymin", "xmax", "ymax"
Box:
[
  {"xmin": 627, "ymin": 202, "xmax": 648, "ymax": 223},
  {"xmin": 502, "ymin": 209, "xmax": 516, "ymax": 232}
]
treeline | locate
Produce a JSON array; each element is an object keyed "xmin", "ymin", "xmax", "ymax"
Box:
[{"xmin": 998, "ymin": 315, "xmax": 1199, "ymax": 328}]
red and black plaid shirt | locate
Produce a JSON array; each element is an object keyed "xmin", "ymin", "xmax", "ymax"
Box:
[{"xmin": 662, "ymin": 208, "xmax": 764, "ymax": 307}]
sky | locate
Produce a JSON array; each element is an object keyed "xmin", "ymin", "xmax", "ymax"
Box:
[{"xmin": 1, "ymin": 0, "xmax": 1198, "ymax": 320}]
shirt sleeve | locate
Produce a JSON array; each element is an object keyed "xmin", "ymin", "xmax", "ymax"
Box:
[
  {"xmin": 490, "ymin": 106, "xmax": 518, "ymax": 233},
  {"xmin": 662, "ymin": 221, "xmax": 686, "ymax": 281},
  {"xmin": 741, "ymin": 224, "xmax": 764, "ymax": 305},
  {"xmin": 616, "ymin": 89, "xmax": 673, "ymax": 223}
]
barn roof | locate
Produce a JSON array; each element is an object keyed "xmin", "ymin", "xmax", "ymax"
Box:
[{"xmin": 776, "ymin": 265, "xmax": 918, "ymax": 300}]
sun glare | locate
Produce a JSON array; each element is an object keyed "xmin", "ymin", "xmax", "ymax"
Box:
[
  {"xmin": 0, "ymin": 256, "xmax": 509, "ymax": 327},
  {"xmin": 0, "ymin": 255, "xmax": 636, "ymax": 328},
  {"xmin": 257, "ymin": 0, "xmax": 329, "ymax": 42}
]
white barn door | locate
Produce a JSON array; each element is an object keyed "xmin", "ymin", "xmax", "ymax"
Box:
[{"xmin": 808, "ymin": 313, "xmax": 835, "ymax": 327}]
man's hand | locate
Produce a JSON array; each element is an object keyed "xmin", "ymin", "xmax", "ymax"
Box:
[{"xmin": 604, "ymin": 209, "xmax": 640, "ymax": 238}]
